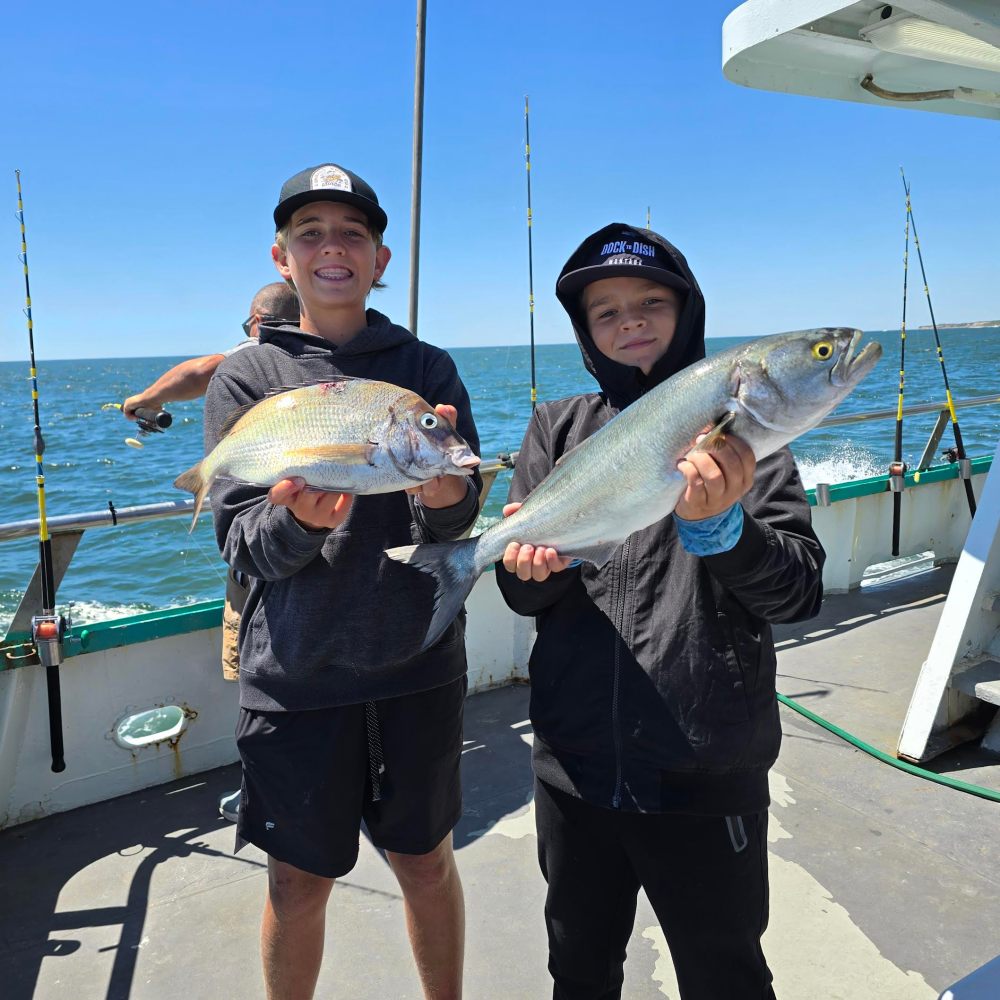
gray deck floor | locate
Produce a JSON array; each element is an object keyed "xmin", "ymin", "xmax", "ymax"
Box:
[{"xmin": 1, "ymin": 566, "xmax": 999, "ymax": 999}]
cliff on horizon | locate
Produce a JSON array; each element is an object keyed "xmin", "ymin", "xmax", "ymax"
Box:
[{"xmin": 916, "ymin": 320, "xmax": 1000, "ymax": 329}]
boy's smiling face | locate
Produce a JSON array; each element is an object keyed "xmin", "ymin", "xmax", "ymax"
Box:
[
  {"xmin": 582, "ymin": 276, "xmax": 682, "ymax": 375},
  {"xmin": 272, "ymin": 201, "xmax": 390, "ymax": 319}
]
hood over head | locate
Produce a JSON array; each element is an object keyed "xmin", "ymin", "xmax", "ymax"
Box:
[{"xmin": 555, "ymin": 223, "xmax": 706, "ymax": 407}]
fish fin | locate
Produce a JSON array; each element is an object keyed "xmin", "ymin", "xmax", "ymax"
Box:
[
  {"xmin": 565, "ymin": 542, "xmax": 621, "ymax": 568},
  {"xmin": 261, "ymin": 376, "xmax": 366, "ymax": 397},
  {"xmin": 173, "ymin": 462, "xmax": 211, "ymax": 531},
  {"xmin": 262, "ymin": 383, "xmax": 318, "ymax": 396},
  {"xmin": 691, "ymin": 411, "xmax": 736, "ymax": 453},
  {"xmin": 286, "ymin": 443, "xmax": 376, "ymax": 465},
  {"xmin": 218, "ymin": 401, "xmax": 261, "ymax": 439},
  {"xmin": 385, "ymin": 538, "xmax": 480, "ymax": 651}
]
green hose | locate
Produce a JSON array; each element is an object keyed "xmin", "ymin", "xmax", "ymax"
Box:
[{"xmin": 777, "ymin": 693, "xmax": 1000, "ymax": 804}]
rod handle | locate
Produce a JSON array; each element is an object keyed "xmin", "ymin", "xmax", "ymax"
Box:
[
  {"xmin": 133, "ymin": 406, "xmax": 172, "ymax": 430},
  {"xmin": 45, "ymin": 664, "xmax": 66, "ymax": 773}
]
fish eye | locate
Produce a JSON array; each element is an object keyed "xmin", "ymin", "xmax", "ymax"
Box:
[
  {"xmin": 812, "ymin": 341, "xmax": 834, "ymax": 361},
  {"xmin": 420, "ymin": 412, "xmax": 439, "ymax": 429}
]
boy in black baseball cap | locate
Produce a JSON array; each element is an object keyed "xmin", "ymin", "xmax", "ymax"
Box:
[
  {"xmin": 203, "ymin": 164, "xmax": 481, "ymax": 998},
  {"xmin": 497, "ymin": 222, "xmax": 824, "ymax": 999}
]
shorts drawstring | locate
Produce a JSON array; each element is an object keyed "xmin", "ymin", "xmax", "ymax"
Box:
[{"xmin": 364, "ymin": 700, "xmax": 386, "ymax": 803}]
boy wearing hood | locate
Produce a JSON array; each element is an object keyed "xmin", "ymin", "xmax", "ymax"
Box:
[
  {"xmin": 204, "ymin": 164, "xmax": 481, "ymax": 1000},
  {"xmin": 496, "ymin": 223, "xmax": 825, "ymax": 999}
]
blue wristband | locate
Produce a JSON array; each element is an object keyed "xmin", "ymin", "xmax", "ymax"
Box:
[{"xmin": 674, "ymin": 504, "xmax": 744, "ymax": 556}]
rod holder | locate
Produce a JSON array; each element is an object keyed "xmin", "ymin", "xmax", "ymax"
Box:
[
  {"xmin": 31, "ymin": 613, "xmax": 67, "ymax": 668},
  {"xmin": 888, "ymin": 460, "xmax": 908, "ymax": 493},
  {"xmin": 814, "ymin": 483, "xmax": 832, "ymax": 507}
]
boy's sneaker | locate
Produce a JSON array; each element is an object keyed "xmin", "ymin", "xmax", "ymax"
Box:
[{"xmin": 219, "ymin": 789, "xmax": 241, "ymax": 823}]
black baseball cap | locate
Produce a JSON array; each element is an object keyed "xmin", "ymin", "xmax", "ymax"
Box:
[
  {"xmin": 273, "ymin": 163, "xmax": 388, "ymax": 234},
  {"xmin": 556, "ymin": 228, "xmax": 689, "ymax": 301}
]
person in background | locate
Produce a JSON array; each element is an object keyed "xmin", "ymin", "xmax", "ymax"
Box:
[
  {"xmin": 124, "ymin": 281, "xmax": 300, "ymax": 824},
  {"xmin": 123, "ymin": 282, "xmax": 300, "ymax": 416},
  {"xmin": 496, "ymin": 222, "xmax": 826, "ymax": 1000},
  {"xmin": 204, "ymin": 163, "xmax": 481, "ymax": 1000}
]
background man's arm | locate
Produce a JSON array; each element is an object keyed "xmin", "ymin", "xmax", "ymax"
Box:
[{"xmin": 123, "ymin": 353, "xmax": 226, "ymax": 417}]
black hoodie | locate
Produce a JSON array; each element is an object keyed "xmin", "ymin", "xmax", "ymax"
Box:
[
  {"xmin": 496, "ymin": 225, "xmax": 825, "ymax": 815},
  {"xmin": 204, "ymin": 309, "xmax": 482, "ymax": 712}
]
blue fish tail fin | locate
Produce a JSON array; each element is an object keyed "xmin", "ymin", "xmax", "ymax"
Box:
[{"xmin": 385, "ymin": 538, "xmax": 480, "ymax": 651}]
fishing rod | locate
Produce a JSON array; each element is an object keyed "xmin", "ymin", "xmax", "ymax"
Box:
[
  {"xmin": 14, "ymin": 170, "xmax": 66, "ymax": 773},
  {"xmin": 100, "ymin": 401, "xmax": 173, "ymax": 448},
  {"xmin": 889, "ymin": 177, "xmax": 911, "ymax": 556},
  {"xmin": 524, "ymin": 95, "xmax": 537, "ymax": 410},
  {"xmin": 900, "ymin": 168, "xmax": 976, "ymax": 519}
]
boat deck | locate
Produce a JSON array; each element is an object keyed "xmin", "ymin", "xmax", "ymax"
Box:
[{"xmin": 1, "ymin": 567, "xmax": 998, "ymax": 1000}]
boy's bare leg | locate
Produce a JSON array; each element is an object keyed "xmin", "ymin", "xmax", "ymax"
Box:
[
  {"xmin": 386, "ymin": 833, "xmax": 465, "ymax": 1000},
  {"xmin": 261, "ymin": 857, "xmax": 335, "ymax": 1000}
]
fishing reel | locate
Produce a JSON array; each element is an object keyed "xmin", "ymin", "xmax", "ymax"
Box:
[
  {"xmin": 31, "ymin": 611, "xmax": 69, "ymax": 668},
  {"xmin": 133, "ymin": 406, "xmax": 173, "ymax": 436},
  {"xmin": 102, "ymin": 402, "xmax": 173, "ymax": 449}
]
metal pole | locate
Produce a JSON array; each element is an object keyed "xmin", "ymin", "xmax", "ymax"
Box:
[
  {"xmin": 524, "ymin": 95, "xmax": 537, "ymax": 410},
  {"xmin": 408, "ymin": 0, "xmax": 427, "ymax": 337}
]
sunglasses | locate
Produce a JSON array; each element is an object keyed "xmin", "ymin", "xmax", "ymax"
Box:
[{"xmin": 241, "ymin": 313, "xmax": 281, "ymax": 336}]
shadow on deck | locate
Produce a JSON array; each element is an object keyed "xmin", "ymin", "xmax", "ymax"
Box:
[{"xmin": 1, "ymin": 570, "xmax": 998, "ymax": 999}]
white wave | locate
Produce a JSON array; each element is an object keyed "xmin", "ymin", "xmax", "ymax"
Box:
[
  {"xmin": 795, "ymin": 445, "xmax": 885, "ymax": 489},
  {"xmin": 0, "ymin": 596, "xmax": 217, "ymax": 635}
]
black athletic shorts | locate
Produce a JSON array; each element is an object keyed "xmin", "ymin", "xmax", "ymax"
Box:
[{"xmin": 234, "ymin": 676, "xmax": 466, "ymax": 878}]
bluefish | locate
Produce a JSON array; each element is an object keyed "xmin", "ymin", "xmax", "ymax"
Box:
[{"xmin": 386, "ymin": 328, "xmax": 882, "ymax": 649}]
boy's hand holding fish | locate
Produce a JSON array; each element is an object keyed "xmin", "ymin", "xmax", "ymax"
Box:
[
  {"xmin": 269, "ymin": 479, "xmax": 355, "ymax": 531},
  {"xmin": 501, "ymin": 501, "xmax": 575, "ymax": 582},
  {"xmin": 500, "ymin": 428, "xmax": 758, "ymax": 581},
  {"xmin": 674, "ymin": 429, "xmax": 756, "ymax": 521}
]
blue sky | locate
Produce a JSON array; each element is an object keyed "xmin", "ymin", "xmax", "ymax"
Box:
[{"xmin": 1, "ymin": 0, "xmax": 997, "ymax": 361}]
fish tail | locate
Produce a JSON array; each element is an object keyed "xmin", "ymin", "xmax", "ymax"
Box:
[
  {"xmin": 385, "ymin": 537, "xmax": 480, "ymax": 651},
  {"xmin": 173, "ymin": 461, "xmax": 210, "ymax": 531}
]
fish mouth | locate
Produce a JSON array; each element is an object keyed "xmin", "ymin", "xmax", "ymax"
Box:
[
  {"xmin": 448, "ymin": 446, "xmax": 481, "ymax": 472},
  {"xmin": 831, "ymin": 330, "xmax": 882, "ymax": 387}
]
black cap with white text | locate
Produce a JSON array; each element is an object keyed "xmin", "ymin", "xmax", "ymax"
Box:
[
  {"xmin": 273, "ymin": 163, "xmax": 388, "ymax": 234},
  {"xmin": 556, "ymin": 228, "xmax": 689, "ymax": 301}
]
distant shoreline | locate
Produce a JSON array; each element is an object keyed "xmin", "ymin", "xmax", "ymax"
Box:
[{"xmin": 916, "ymin": 321, "xmax": 1000, "ymax": 330}]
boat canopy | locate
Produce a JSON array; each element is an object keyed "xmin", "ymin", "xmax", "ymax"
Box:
[{"xmin": 723, "ymin": 1, "xmax": 1000, "ymax": 120}]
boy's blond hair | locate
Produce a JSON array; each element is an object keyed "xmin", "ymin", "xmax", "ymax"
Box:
[{"xmin": 274, "ymin": 219, "xmax": 386, "ymax": 292}]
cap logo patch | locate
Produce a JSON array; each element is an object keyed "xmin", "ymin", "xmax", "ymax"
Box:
[
  {"xmin": 604, "ymin": 254, "xmax": 642, "ymax": 267},
  {"xmin": 600, "ymin": 240, "xmax": 656, "ymax": 258},
  {"xmin": 310, "ymin": 165, "xmax": 352, "ymax": 193}
]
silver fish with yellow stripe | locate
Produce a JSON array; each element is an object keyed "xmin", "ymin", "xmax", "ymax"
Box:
[
  {"xmin": 387, "ymin": 328, "xmax": 882, "ymax": 651},
  {"xmin": 174, "ymin": 377, "xmax": 480, "ymax": 527}
]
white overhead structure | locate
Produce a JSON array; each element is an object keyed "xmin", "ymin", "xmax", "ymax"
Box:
[{"xmin": 723, "ymin": 1, "xmax": 1000, "ymax": 120}]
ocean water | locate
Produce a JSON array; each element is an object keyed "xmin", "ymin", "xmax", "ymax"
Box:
[{"xmin": 1, "ymin": 328, "xmax": 998, "ymax": 632}]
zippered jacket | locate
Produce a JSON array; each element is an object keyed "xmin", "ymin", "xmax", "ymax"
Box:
[
  {"xmin": 495, "ymin": 225, "xmax": 825, "ymax": 815},
  {"xmin": 203, "ymin": 309, "xmax": 482, "ymax": 712}
]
